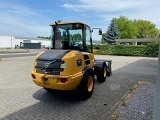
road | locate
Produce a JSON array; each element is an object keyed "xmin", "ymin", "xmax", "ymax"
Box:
[
  {"xmin": 0, "ymin": 53, "xmax": 38, "ymax": 58},
  {"xmin": 0, "ymin": 49, "xmax": 45, "ymax": 58},
  {"xmin": 0, "ymin": 55, "xmax": 158, "ymax": 120}
]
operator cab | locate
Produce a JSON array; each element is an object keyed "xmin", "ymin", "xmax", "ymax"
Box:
[{"xmin": 49, "ymin": 21, "xmax": 102, "ymax": 53}]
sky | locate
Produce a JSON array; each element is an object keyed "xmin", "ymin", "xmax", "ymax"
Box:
[{"xmin": 0, "ymin": 0, "xmax": 160, "ymax": 40}]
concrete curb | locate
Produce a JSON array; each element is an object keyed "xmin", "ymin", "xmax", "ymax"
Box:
[{"xmin": 0, "ymin": 49, "xmax": 29, "ymax": 54}]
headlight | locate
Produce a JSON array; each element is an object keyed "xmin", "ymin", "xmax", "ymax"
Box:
[{"xmin": 60, "ymin": 63, "xmax": 66, "ymax": 68}]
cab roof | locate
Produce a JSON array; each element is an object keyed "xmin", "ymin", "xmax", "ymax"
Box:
[{"xmin": 49, "ymin": 21, "xmax": 90, "ymax": 28}]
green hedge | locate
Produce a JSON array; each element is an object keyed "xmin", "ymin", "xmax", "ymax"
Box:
[
  {"xmin": 144, "ymin": 43, "xmax": 159, "ymax": 57},
  {"xmin": 93, "ymin": 43, "xmax": 159, "ymax": 57}
]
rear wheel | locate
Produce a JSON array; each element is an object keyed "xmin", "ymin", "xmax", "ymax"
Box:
[
  {"xmin": 77, "ymin": 68, "xmax": 94, "ymax": 100},
  {"xmin": 97, "ymin": 62, "xmax": 107, "ymax": 83}
]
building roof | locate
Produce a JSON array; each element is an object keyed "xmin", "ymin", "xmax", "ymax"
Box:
[{"xmin": 116, "ymin": 38, "xmax": 160, "ymax": 42}]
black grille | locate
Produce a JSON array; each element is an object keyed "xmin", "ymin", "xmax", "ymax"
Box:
[
  {"xmin": 84, "ymin": 55, "xmax": 90, "ymax": 65},
  {"xmin": 35, "ymin": 59, "xmax": 64, "ymax": 75}
]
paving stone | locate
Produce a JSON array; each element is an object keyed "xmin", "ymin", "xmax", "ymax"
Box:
[{"xmin": 0, "ymin": 55, "xmax": 157, "ymax": 120}]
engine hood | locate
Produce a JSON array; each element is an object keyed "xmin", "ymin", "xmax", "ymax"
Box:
[
  {"xmin": 37, "ymin": 50, "xmax": 70, "ymax": 61},
  {"xmin": 35, "ymin": 50, "xmax": 71, "ymax": 75}
]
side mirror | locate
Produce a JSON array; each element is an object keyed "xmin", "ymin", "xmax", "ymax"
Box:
[
  {"xmin": 99, "ymin": 29, "xmax": 102, "ymax": 35},
  {"xmin": 92, "ymin": 28, "xmax": 102, "ymax": 35}
]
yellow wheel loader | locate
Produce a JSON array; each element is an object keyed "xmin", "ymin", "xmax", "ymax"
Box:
[{"xmin": 31, "ymin": 21, "xmax": 112, "ymax": 100}]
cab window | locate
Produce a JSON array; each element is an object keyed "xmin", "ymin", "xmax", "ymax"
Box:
[{"xmin": 85, "ymin": 26, "xmax": 92, "ymax": 52}]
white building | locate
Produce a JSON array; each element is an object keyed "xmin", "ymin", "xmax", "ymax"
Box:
[{"xmin": 0, "ymin": 36, "xmax": 51, "ymax": 49}]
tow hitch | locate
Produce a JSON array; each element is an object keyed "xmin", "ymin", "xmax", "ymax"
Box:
[{"xmin": 41, "ymin": 75, "xmax": 49, "ymax": 84}]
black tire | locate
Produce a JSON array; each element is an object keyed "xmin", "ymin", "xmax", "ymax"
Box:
[
  {"xmin": 77, "ymin": 68, "xmax": 94, "ymax": 100},
  {"xmin": 97, "ymin": 62, "xmax": 107, "ymax": 83}
]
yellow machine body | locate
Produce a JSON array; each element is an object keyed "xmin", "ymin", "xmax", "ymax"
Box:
[
  {"xmin": 31, "ymin": 21, "xmax": 112, "ymax": 100},
  {"xmin": 31, "ymin": 50, "xmax": 94, "ymax": 90}
]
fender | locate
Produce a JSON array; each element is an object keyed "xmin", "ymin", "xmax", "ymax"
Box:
[
  {"xmin": 94, "ymin": 60, "xmax": 112, "ymax": 75},
  {"xmin": 83, "ymin": 66, "xmax": 93, "ymax": 73}
]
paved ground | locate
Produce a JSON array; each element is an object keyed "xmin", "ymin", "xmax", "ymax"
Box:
[
  {"xmin": 0, "ymin": 55, "xmax": 158, "ymax": 120},
  {"xmin": 0, "ymin": 49, "xmax": 28, "ymax": 53}
]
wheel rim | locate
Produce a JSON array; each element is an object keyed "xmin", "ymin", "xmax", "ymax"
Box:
[
  {"xmin": 87, "ymin": 76, "xmax": 93, "ymax": 92},
  {"xmin": 104, "ymin": 66, "xmax": 107, "ymax": 77}
]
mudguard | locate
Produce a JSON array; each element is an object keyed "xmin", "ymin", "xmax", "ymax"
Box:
[{"xmin": 94, "ymin": 60, "xmax": 112, "ymax": 76}]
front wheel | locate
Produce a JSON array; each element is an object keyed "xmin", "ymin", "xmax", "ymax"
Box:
[
  {"xmin": 77, "ymin": 68, "xmax": 94, "ymax": 100},
  {"xmin": 97, "ymin": 62, "xmax": 107, "ymax": 83}
]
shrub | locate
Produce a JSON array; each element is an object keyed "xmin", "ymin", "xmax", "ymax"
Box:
[
  {"xmin": 93, "ymin": 42, "xmax": 159, "ymax": 57},
  {"xmin": 144, "ymin": 42, "xmax": 159, "ymax": 57}
]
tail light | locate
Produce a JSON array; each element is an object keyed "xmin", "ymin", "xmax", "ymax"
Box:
[
  {"xmin": 60, "ymin": 78, "xmax": 68, "ymax": 83},
  {"xmin": 31, "ymin": 73, "xmax": 36, "ymax": 79}
]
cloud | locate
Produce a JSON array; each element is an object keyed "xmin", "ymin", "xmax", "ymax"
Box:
[
  {"xmin": 0, "ymin": 0, "xmax": 159, "ymax": 38},
  {"xmin": 63, "ymin": 0, "xmax": 149, "ymax": 12},
  {"xmin": 0, "ymin": 1, "xmax": 52, "ymax": 37},
  {"xmin": 63, "ymin": 0, "xmax": 160, "ymax": 29}
]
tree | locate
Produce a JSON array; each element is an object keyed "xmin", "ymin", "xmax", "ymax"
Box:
[
  {"xmin": 37, "ymin": 36, "xmax": 51, "ymax": 39},
  {"xmin": 114, "ymin": 16, "xmax": 137, "ymax": 39},
  {"xmin": 104, "ymin": 18, "xmax": 120, "ymax": 44},
  {"xmin": 101, "ymin": 33, "xmax": 107, "ymax": 44},
  {"xmin": 133, "ymin": 19, "xmax": 159, "ymax": 38},
  {"xmin": 72, "ymin": 33, "xmax": 82, "ymax": 40},
  {"xmin": 158, "ymin": 30, "xmax": 160, "ymax": 38},
  {"xmin": 114, "ymin": 16, "xmax": 159, "ymax": 39},
  {"xmin": 61, "ymin": 35, "xmax": 67, "ymax": 40},
  {"xmin": 37, "ymin": 36, "xmax": 43, "ymax": 38}
]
